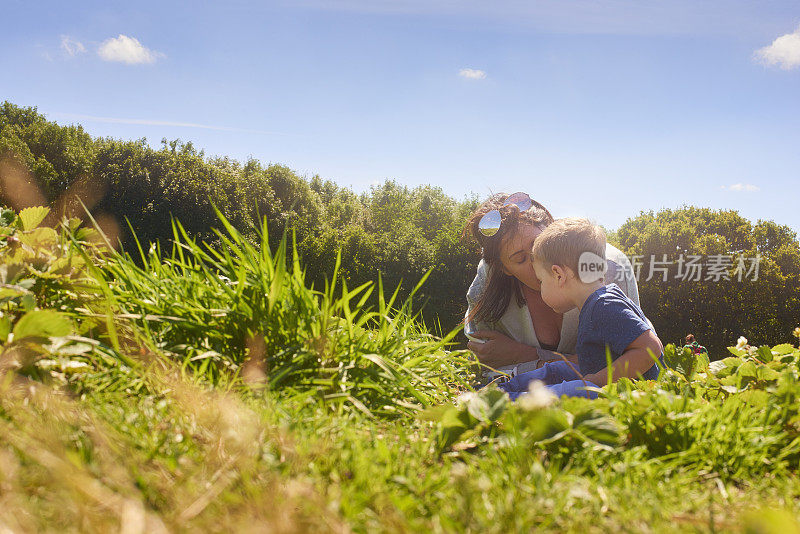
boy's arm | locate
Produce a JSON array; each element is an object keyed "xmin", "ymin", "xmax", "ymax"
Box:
[{"xmin": 583, "ymin": 330, "xmax": 663, "ymax": 386}]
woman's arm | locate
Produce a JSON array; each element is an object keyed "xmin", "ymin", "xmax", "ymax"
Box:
[
  {"xmin": 536, "ymin": 348, "xmax": 579, "ymax": 367},
  {"xmin": 467, "ymin": 334, "xmax": 581, "ymax": 370},
  {"xmin": 467, "ymin": 330, "xmax": 538, "ymax": 368}
]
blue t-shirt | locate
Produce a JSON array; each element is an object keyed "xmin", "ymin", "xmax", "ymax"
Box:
[{"xmin": 576, "ymin": 283, "xmax": 661, "ymax": 380}]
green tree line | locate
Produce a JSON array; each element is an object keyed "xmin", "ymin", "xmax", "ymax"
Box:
[{"xmin": 1, "ymin": 101, "xmax": 798, "ymax": 354}]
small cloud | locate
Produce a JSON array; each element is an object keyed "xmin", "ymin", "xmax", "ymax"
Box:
[
  {"xmin": 722, "ymin": 183, "xmax": 760, "ymax": 192},
  {"xmin": 60, "ymin": 35, "xmax": 86, "ymax": 57},
  {"xmin": 97, "ymin": 34, "xmax": 163, "ymax": 65},
  {"xmin": 458, "ymin": 68, "xmax": 487, "ymax": 80},
  {"xmin": 754, "ymin": 25, "xmax": 800, "ymax": 70}
]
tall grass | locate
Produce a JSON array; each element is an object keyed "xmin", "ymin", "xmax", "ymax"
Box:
[{"xmin": 95, "ymin": 210, "xmax": 472, "ymax": 416}]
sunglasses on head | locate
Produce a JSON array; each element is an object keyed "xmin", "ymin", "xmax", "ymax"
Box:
[{"xmin": 478, "ymin": 192, "xmax": 545, "ymax": 237}]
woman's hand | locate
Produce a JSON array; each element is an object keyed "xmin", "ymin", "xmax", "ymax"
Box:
[{"xmin": 467, "ymin": 330, "xmax": 538, "ymax": 369}]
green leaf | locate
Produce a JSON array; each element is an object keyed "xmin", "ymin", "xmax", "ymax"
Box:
[
  {"xmin": 419, "ymin": 404, "xmax": 452, "ymax": 422},
  {"xmin": 0, "ymin": 208, "xmax": 16, "ymax": 226},
  {"xmin": 17, "ymin": 279, "xmax": 35, "ymax": 290},
  {"xmin": 463, "ymin": 387, "xmax": 508, "ymax": 423},
  {"xmin": 465, "ymin": 395, "xmax": 491, "ymax": 422},
  {"xmin": 19, "ymin": 227, "xmax": 58, "ymax": 249},
  {"xmin": 756, "ymin": 366, "xmax": 781, "ymax": 382},
  {"xmin": 743, "ymin": 509, "xmax": 800, "ymax": 534},
  {"xmin": 757, "ymin": 345, "xmax": 774, "ymax": 362},
  {"xmin": 523, "ymin": 408, "xmax": 571, "ymax": 442},
  {"xmin": 709, "ymin": 357, "xmax": 742, "ymax": 378},
  {"xmin": 0, "ymin": 263, "xmax": 25, "ymax": 284},
  {"xmin": 737, "ymin": 361, "xmax": 758, "ymax": 379},
  {"xmin": 727, "ymin": 346, "xmax": 747, "ymax": 357},
  {"xmin": 0, "ymin": 286, "xmax": 28, "ymax": 300},
  {"xmin": 0, "ymin": 315, "xmax": 10, "ymax": 343},
  {"xmin": 772, "ymin": 344, "xmax": 796, "ymax": 356},
  {"xmin": 572, "ymin": 408, "xmax": 622, "ymax": 446},
  {"xmin": 66, "ymin": 217, "xmax": 82, "ymax": 232},
  {"xmin": 75, "ymin": 227, "xmax": 101, "ymax": 242},
  {"xmin": 720, "ymin": 375, "xmax": 740, "ymax": 386},
  {"xmin": 695, "ymin": 351, "xmax": 710, "ymax": 372},
  {"xmin": 663, "ymin": 343, "xmax": 696, "ymax": 378},
  {"xmin": 484, "ymin": 387, "xmax": 509, "ymax": 421},
  {"xmin": 435, "ymin": 406, "xmax": 472, "ymax": 451},
  {"xmin": 12, "ymin": 310, "xmax": 72, "ymax": 340},
  {"xmin": 20, "ymin": 294, "xmax": 36, "ymax": 310},
  {"xmin": 18, "ymin": 206, "xmax": 50, "ymax": 231}
]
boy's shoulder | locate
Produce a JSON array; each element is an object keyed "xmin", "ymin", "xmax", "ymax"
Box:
[
  {"xmin": 579, "ymin": 284, "xmax": 649, "ymax": 340},
  {"xmin": 596, "ymin": 283, "xmax": 636, "ymax": 308},
  {"xmin": 581, "ymin": 284, "xmax": 635, "ymax": 320},
  {"xmin": 577, "ymin": 283, "xmax": 653, "ymax": 360}
]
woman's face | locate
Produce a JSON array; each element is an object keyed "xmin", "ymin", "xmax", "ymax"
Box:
[{"xmin": 499, "ymin": 223, "xmax": 543, "ymax": 291}]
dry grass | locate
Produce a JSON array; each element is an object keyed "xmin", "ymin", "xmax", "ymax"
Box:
[{"xmin": 0, "ymin": 364, "xmax": 347, "ymax": 533}]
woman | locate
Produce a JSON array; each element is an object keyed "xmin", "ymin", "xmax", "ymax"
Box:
[{"xmin": 463, "ymin": 193, "xmax": 641, "ymax": 378}]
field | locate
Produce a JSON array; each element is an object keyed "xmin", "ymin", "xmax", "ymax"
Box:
[{"xmin": 2, "ymin": 205, "xmax": 800, "ymax": 533}]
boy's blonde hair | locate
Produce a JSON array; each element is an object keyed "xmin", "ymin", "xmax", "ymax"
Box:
[{"xmin": 531, "ymin": 217, "xmax": 606, "ymax": 275}]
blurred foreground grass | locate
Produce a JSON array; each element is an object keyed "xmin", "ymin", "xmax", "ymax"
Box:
[{"xmin": 2, "ymin": 206, "xmax": 800, "ymax": 533}]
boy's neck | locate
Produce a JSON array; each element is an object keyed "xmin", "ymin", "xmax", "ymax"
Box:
[{"xmin": 572, "ymin": 279, "xmax": 605, "ymax": 311}]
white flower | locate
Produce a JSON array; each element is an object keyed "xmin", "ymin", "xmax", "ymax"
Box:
[
  {"xmin": 793, "ymin": 327, "xmax": 800, "ymax": 339},
  {"xmin": 36, "ymin": 359, "xmax": 59, "ymax": 370},
  {"xmin": 518, "ymin": 380, "xmax": 557, "ymax": 410},
  {"xmin": 736, "ymin": 336, "xmax": 748, "ymax": 350},
  {"xmin": 455, "ymin": 391, "xmax": 478, "ymax": 406},
  {"xmin": 622, "ymin": 390, "xmax": 645, "ymax": 400}
]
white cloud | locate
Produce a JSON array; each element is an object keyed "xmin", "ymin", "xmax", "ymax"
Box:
[
  {"xmin": 754, "ymin": 25, "xmax": 800, "ymax": 70},
  {"xmin": 60, "ymin": 35, "xmax": 86, "ymax": 57},
  {"xmin": 722, "ymin": 183, "xmax": 760, "ymax": 192},
  {"xmin": 459, "ymin": 68, "xmax": 487, "ymax": 80},
  {"xmin": 97, "ymin": 34, "xmax": 163, "ymax": 65}
]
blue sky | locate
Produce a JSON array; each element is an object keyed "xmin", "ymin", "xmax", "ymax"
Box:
[{"xmin": 2, "ymin": 0, "xmax": 800, "ymax": 232}]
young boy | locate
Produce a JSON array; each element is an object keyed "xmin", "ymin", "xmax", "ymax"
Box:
[{"xmin": 498, "ymin": 217, "xmax": 663, "ymax": 400}]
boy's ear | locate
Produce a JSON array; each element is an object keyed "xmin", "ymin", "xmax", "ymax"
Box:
[
  {"xmin": 551, "ymin": 264, "xmax": 575, "ymax": 286},
  {"xmin": 551, "ymin": 264, "xmax": 567, "ymax": 285}
]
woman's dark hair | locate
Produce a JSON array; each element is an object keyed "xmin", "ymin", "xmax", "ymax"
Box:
[{"xmin": 463, "ymin": 193, "xmax": 554, "ymax": 325}]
